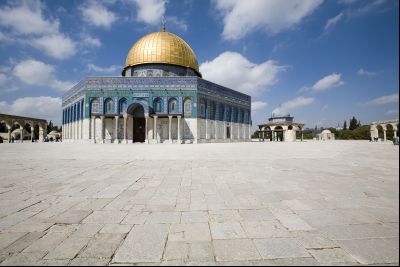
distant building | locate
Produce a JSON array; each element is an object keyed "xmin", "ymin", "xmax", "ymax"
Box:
[
  {"xmin": 257, "ymin": 113, "xmax": 304, "ymax": 142},
  {"xmin": 318, "ymin": 129, "xmax": 335, "ymax": 141}
]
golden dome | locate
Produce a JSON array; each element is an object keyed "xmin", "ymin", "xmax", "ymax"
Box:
[{"xmin": 124, "ymin": 31, "xmax": 200, "ymax": 76}]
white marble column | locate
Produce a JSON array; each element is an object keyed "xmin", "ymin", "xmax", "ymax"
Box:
[
  {"xmin": 92, "ymin": 116, "xmax": 96, "ymax": 143},
  {"xmin": 383, "ymin": 128, "xmax": 387, "ymax": 142},
  {"xmin": 168, "ymin": 115, "xmax": 172, "ymax": 143},
  {"xmin": 30, "ymin": 126, "xmax": 34, "ymax": 142},
  {"xmin": 145, "ymin": 116, "xmax": 148, "ymax": 143},
  {"xmin": 100, "ymin": 116, "xmax": 105, "ymax": 143},
  {"xmin": 123, "ymin": 114, "xmax": 127, "ymax": 143},
  {"xmin": 19, "ymin": 126, "xmax": 23, "ymax": 143},
  {"xmin": 177, "ymin": 116, "xmax": 181, "ymax": 144},
  {"xmin": 7, "ymin": 126, "xmax": 11, "ymax": 143},
  {"xmin": 114, "ymin": 116, "xmax": 119, "ymax": 144},
  {"xmin": 153, "ymin": 116, "xmax": 158, "ymax": 143},
  {"xmin": 394, "ymin": 126, "xmax": 398, "ymax": 138},
  {"xmin": 205, "ymin": 118, "xmax": 209, "ymax": 140},
  {"xmin": 224, "ymin": 122, "xmax": 227, "ymax": 140},
  {"xmin": 80, "ymin": 119, "xmax": 83, "ymax": 140}
]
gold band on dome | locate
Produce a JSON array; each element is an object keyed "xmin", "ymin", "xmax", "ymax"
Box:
[{"xmin": 124, "ymin": 31, "xmax": 200, "ymax": 75}]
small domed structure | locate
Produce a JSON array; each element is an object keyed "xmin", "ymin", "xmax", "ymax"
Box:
[{"xmin": 318, "ymin": 129, "xmax": 335, "ymax": 141}]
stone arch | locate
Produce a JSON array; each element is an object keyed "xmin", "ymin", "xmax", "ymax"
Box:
[
  {"xmin": 183, "ymin": 97, "xmax": 192, "ymax": 116},
  {"xmin": 104, "ymin": 98, "xmax": 114, "ymax": 114},
  {"xmin": 127, "ymin": 103, "xmax": 145, "ymax": 142},
  {"xmin": 119, "ymin": 98, "xmax": 128, "ymax": 114}
]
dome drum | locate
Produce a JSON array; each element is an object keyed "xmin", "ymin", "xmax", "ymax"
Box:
[{"xmin": 123, "ymin": 63, "xmax": 198, "ymax": 77}]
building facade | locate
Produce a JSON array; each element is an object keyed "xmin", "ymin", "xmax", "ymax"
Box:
[
  {"xmin": 318, "ymin": 129, "xmax": 335, "ymax": 141},
  {"xmin": 257, "ymin": 114, "xmax": 304, "ymax": 142},
  {"xmin": 62, "ymin": 30, "xmax": 251, "ymax": 144}
]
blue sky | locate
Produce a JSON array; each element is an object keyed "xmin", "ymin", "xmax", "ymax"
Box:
[{"xmin": 0, "ymin": 0, "xmax": 398, "ymax": 127}]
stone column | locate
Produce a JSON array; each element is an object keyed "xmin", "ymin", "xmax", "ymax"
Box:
[
  {"xmin": 383, "ymin": 128, "xmax": 387, "ymax": 142},
  {"xmin": 177, "ymin": 115, "xmax": 181, "ymax": 144},
  {"xmin": 19, "ymin": 126, "xmax": 24, "ymax": 143},
  {"xmin": 80, "ymin": 119, "xmax": 83, "ymax": 140},
  {"xmin": 145, "ymin": 116, "xmax": 148, "ymax": 143},
  {"xmin": 123, "ymin": 114, "xmax": 127, "ymax": 143},
  {"xmin": 114, "ymin": 116, "xmax": 119, "ymax": 144},
  {"xmin": 153, "ymin": 116, "xmax": 158, "ymax": 143},
  {"xmin": 31, "ymin": 126, "xmax": 34, "ymax": 142},
  {"xmin": 394, "ymin": 127, "xmax": 398, "ymax": 138},
  {"xmin": 92, "ymin": 116, "xmax": 96, "ymax": 143},
  {"xmin": 168, "ymin": 115, "xmax": 172, "ymax": 143},
  {"xmin": 230, "ymin": 116, "xmax": 233, "ymax": 141},
  {"xmin": 7, "ymin": 125, "xmax": 11, "ymax": 143},
  {"xmin": 301, "ymin": 131, "xmax": 304, "ymax": 141},
  {"xmin": 100, "ymin": 116, "xmax": 105, "ymax": 143}
]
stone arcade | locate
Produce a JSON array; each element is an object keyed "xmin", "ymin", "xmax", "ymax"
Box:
[
  {"xmin": 0, "ymin": 113, "xmax": 47, "ymax": 142},
  {"xmin": 62, "ymin": 29, "xmax": 251, "ymax": 144}
]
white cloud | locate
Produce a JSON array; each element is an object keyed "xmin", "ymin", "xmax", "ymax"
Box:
[
  {"xmin": 166, "ymin": 16, "xmax": 188, "ymax": 32},
  {"xmin": 252, "ymin": 101, "xmax": 268, "ymax": 112},
  {"xmin": 0, "ymin": 73, "xmax": 7, "ymax": 85},
  {"xmin": 363, "ymin": 93, "xmax": 399, "ymax": 106},
  {"xmin": 385, "ymin": 109, "xmax": 399, "ymax": 116},
  {"xmin": 87, "ymin": 63, "xmax": 121, "ymax": 74},
  {"xmin": 0, "ymin": 96, "xmax": 62, "ymax": 125},
  {"xmin": 31, "ymin": 34, "xmax": 76, "ymax": 59},
  {"xmin": 324, "ymin": 11, "xmax": 344, "ymax": 31},
  {"xmin": 132, "ymin": 0, "xmax": 166, "ymax": 26},
  {"xmin": 0, "ymin": 1, "xmax": 59, "ymax": 35},
  {"xmin": 82, "ymin": 35, "xmax": 102, "ymax": 48},
  {"xmin": 213, "ymin": 0, "xmax": 323, "ymax": 40},
  {"xmin": 200, "ymin": 51, "xmax": 286, "ymax": 96},
  {"xmin": 13, "ymin": 59, "xmax": 75, "ymax": 91},
  {"xmin": 80, "ymin": 1, "xmax": 117, "ymax": 29},
  {"xmin": 357, "ymin": 68, "xmax": 377, "ymax": 76},
  {"xmin": 272, "ymin": 96, "xmax": 315, "ymax": 114},
  {"xmin": 312, "ymin": 73, "xmax": 344, "ymax": 91}
]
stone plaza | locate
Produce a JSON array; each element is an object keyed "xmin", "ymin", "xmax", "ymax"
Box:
[{"xmin": 0, "ymin": 141, "xmax": 398, "ymax": 266}]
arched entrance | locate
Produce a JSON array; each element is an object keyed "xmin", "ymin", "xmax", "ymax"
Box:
[
  {"xmin": 128, "ymin": 103, "xmax": 145, "ymax": 143},
  {"xmin": 274, "ymin": 126, "xmax": 284, "ymax": 141}
]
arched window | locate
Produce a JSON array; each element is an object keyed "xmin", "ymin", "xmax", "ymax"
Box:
[
  {"xmin": 200, "ymin": 99, "xmax": 206, "ymax": 117},
  {"xmin": 119, "ymin": 98, "xmax": 127, "ymax": 114},
  {"xmin": 169, "ymin": 98, "xmax": 177, "ymax": 113},
  {"xmin": 104, "ymin": 98, "xmax": 113, "ymax": 114},
  {"xmin": 184, "ymin": 98, "xmax": 192, "ymax": 115},
  {"xmin": 91, "ymin": 98, "xmax": 99, "ymax": 114},
  {"xmin": 154, "ymin": 98, "xmax": 162, "ymax": 113}
]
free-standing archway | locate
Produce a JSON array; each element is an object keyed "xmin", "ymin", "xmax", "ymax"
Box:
[{"xmin": 127, "ymin": 103, "xmax": 145, "ymax": 143}]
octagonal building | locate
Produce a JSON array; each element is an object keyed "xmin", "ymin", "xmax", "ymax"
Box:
[{"xmin": 62, "ymin": 29, "xmax": 251, "ymax": 144}]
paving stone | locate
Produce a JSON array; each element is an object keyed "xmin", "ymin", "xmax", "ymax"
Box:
[
  {"xmin": 251, "ymin": 257, "xmax": 320, "ymax": 266},
  {"xmin": 0, "ymin": 232, "xmax": 45, "ymax": 255},
  {"xmin": 69, "ymin": 257, "xmax": 110, "ymax": 266},
  {"xmin": 213, "ymin": 239, "xmax": 261, "ymax": 261},
  {"xmin": 99, "ymin": 224, "xmax": 132, "ymax": 234},
  {"xmin": 146, "ymin": 211, "xmax": 181, "ymax": 224},
  {"xmin": 253, "ymin": 238, "xmax": 310, "ymax": 259},
  {"xmin": 209, "ymin": 222, "xmax": 247, "ymax": 239},
  {"xmin": 121, "ymin": 211, "xmax": 149, "ymax": 224},
  {"xmin": 70, "ymin": 223, "xmax": 103, "ymax": 238},
  {"xmin": 238, "ymin": 209, "xmax": 274, "ymax": 221},
  {"xmin": 292, "ymin": 231, "xmax": 337, "ymax": 249},
  {"xmin": 0, "ymin": 252, "xmax": 45, "ymax": 266},
  {"xmin": 273, "ymin": 213, "xmax": 314, "ymax": 231},
  {"xmin": 181, "ymin": 211, "xmax": 209, "ymax": 223},
  {"xmin": 44, "ymin": 237, "xmax": 90, "ymax": 260},
  {"xmin": 54, "ymin": 210, "xmax": 92, "ymax": 224},
  {"xmin": 37, "ymin": 259, "xmax": 70, "ymax": 265},
  {"xmin": 321, "ymin": 223, "xmax": 398, "ymax": 240},
  {"xmin": 0, "ymin": 232, "xmax": 27, "ymax": 250},
  {"xmin": 240, "ymin": 220, "xmax": 291, "ymax": 238},
  {"xmin": 22, "ymin": 231, "xmax": 71, "ymax": 253},
  {"xmin": 308, "ymin": 248, "xmax": 358, "ymax": 264},
  {"xmin": 112, "ymin": 224, "xmax": 169, "ymax": 263},
  {"xmin": 208, "ymin": 210, "xmax": 241, "ymax": 223},
  {"xmin": 82, "ymin": 211, "xmax": 127, "ymax": 224},
  {"xmin": 5, "ymin": 222, "xmax": 54, "ymax": 233},
  {"xmin": 336, "ymin": 238, "xmax": 399, "ymax": 264},
  {"xmin": 77, "ymin": 233, "xmax": 125, "ymax": 259},
  {"xmin": 169, "ymin": 223, "xmax": 211, "ymax": 242}
]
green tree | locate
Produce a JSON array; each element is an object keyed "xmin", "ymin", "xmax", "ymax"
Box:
[
  {"xmin": 349, "ymin": 116, "xmax": 359, "ymax": 131},
  {"xmin": 343, "ymin": 120, "xmax": 347, "ymax": 130}
]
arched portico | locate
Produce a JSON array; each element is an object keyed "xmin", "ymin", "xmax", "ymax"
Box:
[
  {"xmin": 370, "ymin": 119, "xmax": 399, "ymax": 141},
  {"xmin": 0, "ymin": 113, "xmax": 47, "ymax": 143},
  {"xmin": 127, "ymin": 103, "xmax": 146, "ymax": 143}
]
